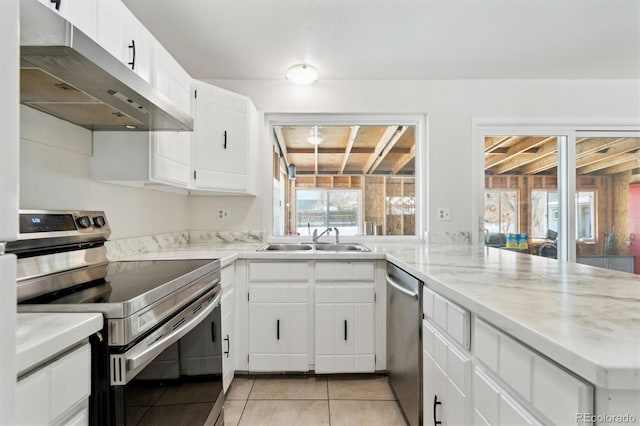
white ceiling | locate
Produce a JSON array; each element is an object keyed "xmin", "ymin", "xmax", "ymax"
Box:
[{"xmin": 123, "ymin": 0, "xmax": 640, "ymax": 80}]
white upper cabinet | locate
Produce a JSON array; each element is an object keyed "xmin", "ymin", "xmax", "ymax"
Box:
[
  {"xmin": 96, "ymin": 0, "xmax": 152, "ymax": 83},
  {"xmin": 192, "ymin": 81, "xmax": 257, "ymax": 195},
  {"xmin": 92, "ymin": 131, "xmax": 192, "ymax": 191},
  {"xmin": 38, "ymin": 0, "xmax": 97, "ymax": 40},
  {"xmin": 154, "ymin": 41, "xmax": 192, "ymax": 115}
]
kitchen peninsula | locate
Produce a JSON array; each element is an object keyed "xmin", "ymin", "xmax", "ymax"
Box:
[{"xmin": 110, "ymin": 239, "xmax": 640, "ymax": 425}]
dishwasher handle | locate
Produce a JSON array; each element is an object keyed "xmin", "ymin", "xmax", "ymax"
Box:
[{"xmin": 386, "ymin": 274, "xmax": 419, "ymax": 300}]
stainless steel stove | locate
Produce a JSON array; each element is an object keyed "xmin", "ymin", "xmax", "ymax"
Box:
[{"xmin": 8, "ymin": 210, "xmax": 223, "ymax": 426}]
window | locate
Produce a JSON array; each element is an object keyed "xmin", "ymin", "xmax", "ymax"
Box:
[
  {"xmin": 270, "ymin": 117, "xmax": 421, "ymax": 237},
  {"xmin": 531, "ymin": 191, "xmax": 559, "ymax": 238},
  {"xmin": 484, "ymin": 191, "xmax": 517, "ymax": 233},
  {"xmin": 296, "ymin": 190, "xmax": 360, "ymax": 236},
  {"xmin": 576, "ymin": 191, "xmax": 595, "ymax": 240}
]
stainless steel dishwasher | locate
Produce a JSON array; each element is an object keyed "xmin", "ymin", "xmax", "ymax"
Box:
[{"xmin": 386, "ymin": 262, "xmax": 422, "ymax": 426}]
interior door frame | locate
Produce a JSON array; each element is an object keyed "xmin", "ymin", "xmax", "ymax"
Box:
[{"xmin": 472, "ymin": 118, "xmax": 640, "ymax": 263}]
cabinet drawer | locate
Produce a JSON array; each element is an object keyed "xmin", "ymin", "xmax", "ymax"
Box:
[
  {"xmin": 315, "ymin": 285, "xmax": 374, "ymax": 304},
  {"xmin": 315, "ymin": 261, "xmax": 375, "ymax": 281},
  {"xmin": 249, "ymin": 285, "xmax": 309, "ymax": 303},
  {"xmin": 473, "ymin": 318, "xmax": 593, "ymax": 425},
  {"xmin": 249, "ymin": 261, "xmax": 309, "ymax": 281},
  {"xmin": 423, "ymin": 286, "xmax": 470, "ymax": 349},
  {"xmin": 17, "ymin": 343, "xmax": 91, "ymax": 425}
]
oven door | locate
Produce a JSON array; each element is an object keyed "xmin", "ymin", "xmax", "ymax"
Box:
[{"xmin": 110, "ymin": 287, "xmax": 224, "ymax": 426}]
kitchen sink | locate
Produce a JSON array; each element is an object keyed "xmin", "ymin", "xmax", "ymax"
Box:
[
  {"xmin": 314, "ymin": 243, "xmax": 370, "ymax": 252},
  {"xmin": 258, "ymin": 243, "xmax": 314, "ymax": 251},
  {"xmin": 257, "ymin": 243, "xmax": 370, "ymax": 252}
]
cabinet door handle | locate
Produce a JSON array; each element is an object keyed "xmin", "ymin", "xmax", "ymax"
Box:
[
  {"xmin": 211, "ymin": 321, "xmax": 216, "ymax": 342},
  {"xmin": 128, "ymin": 40, "xmax": 136, "ymax": 70},
  {"xmin": 433, "ymin": 395, "xmax": 442, "ymax": 425},
  {"xmin": 276, "ymin": 319, "xmax": 280, "ymax": 340},
  {"xmin": 223, "ymin": 130, "xmax": 228, "ymax": 150},
  {"xmin": 224, "ymin": 334, "xmax": 230, "ymax": 357},
  {"xmin": 50, "ymin": 0, "xmax": 61, "ymax": 11},
  {"xmin": 344, "ymin": 320, "xmax": 348, "ymax": 341}
]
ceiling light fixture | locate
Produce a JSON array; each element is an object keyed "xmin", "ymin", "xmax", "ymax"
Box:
[
  {"xmin": 307, "ymin": 126, "xmax": 323, "ymax": 146},
  {"xmin": 286, "ymin": 64, "xmax": 319, "ymax": 85}
]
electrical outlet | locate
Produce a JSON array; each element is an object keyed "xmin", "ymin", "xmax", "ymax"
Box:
[
  {"xmin": 437, "ymin": 207, "xmax": 451, "ymax": 221},
  {"xmin": 217, "ymin": 209, "xmax": 230, "ymax": 221}
]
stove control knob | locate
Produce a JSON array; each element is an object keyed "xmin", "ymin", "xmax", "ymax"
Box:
[
  {"xmin": 76, "ymin": 216, "xmax": 92, "ymax": 229},
  {"xmin": 93, "ymin": 216, "xmax": 106, "ymax": 228}
]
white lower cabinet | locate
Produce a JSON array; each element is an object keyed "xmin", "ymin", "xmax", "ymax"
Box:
[
  {"xmin": 248, "ymin": 284, "xmax": 309, "ymax": 372},
  {"xmin": 221, "ymin": 263, "xmax": 236, "ymax": 393},
  {"xmin": 423, "ymin": 320, "xmax": 471, "ymax": 426},
  {"xmin": 473, "ymin": 367, "xmax": 541, "ymax": 426},
  {"xmin": 16, "ymin": 343, "xmax": 91, "ymax": 425},
  {"xmin": 315, "ymin": 284, "xmax": 375, "ymax": 373}
]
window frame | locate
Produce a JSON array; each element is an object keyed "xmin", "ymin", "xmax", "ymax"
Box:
[
  {"xmin": 266, "ymin": 114, "xmax": 426, "ymax": 241},
  {"xmin": 472, "ymin": 119, "xmax": 640, "ymax": 262}
]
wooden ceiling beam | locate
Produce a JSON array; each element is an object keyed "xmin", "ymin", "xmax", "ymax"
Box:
[
  {"xmin": 576, "ymin": 137, "xmax": 627, "ymax": 156},
  {"xmin": 493, "ymin": 141, "xmax": 558, "ymax": 174},
  {"xmin": 339, "ymin": 126, "xmax": 360, "ymax": 174},
  {"xmin": 576, "ymin": 138, "xmax": 640, "ymax": 168},
  {"xmin": 581, "ymin": 158, "xmax": 640, "ymax": 175},
  {"xmin": 392, "ymin": 144, "xmax": 415, "ymax": 174},
  {"xmin": 366, "ymin": 126, "xmax": 408, "ymax": 174},
  {"xmin": 578, "ymin": 153, "xmax": 639, "ymax": 174},
  {"xmin": 484, "ymin": 136, "xmax": 555, "ymax": 169},
  {"xmin": 485, "ymin": 136, "xmax": 516, "ymax": 153},
  {"xmin": 362, "ymin": 126, "xmax": 399, "ymax": 174}
]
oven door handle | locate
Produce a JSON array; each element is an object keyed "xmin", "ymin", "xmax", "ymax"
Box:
[{"xmin": 123, "ymin": 289, "xmax": 221, "ymax": 378}]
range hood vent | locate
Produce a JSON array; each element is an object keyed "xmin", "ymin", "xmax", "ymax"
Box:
[{"xmin": 20, "ymin": 3, "xmax": 193, "ymax": 132}]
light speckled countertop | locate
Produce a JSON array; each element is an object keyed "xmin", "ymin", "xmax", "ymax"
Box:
[
  {"xmin": 114, "ymin": 240, "xmax": 640, "ymax": 390},
  {"xmin": 16, "ymin": 312, "xmax": 103, "ymax": 376}
]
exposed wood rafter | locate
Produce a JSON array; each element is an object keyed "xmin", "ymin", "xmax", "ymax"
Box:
[
  {"xmin": 340, "ymin": 126, "xmax": 360, "ymax": 174},
  {"xmin": 362, "ymin": 126, "xmax": 399, "ymax": 174},
  {"xmin": 485, "ymin": 137, "xmax": 555, "ymax": 169},
  {"xmin": 365, "ymin": 126, "xmax": 409, "ymax": 174},
  {"xmin": 392, "ymin": 144, "xmax": 415, "ymax": 174},
  {"xmin": 493, "ymin": 141, "xmax": 558, "ymax": 174}
]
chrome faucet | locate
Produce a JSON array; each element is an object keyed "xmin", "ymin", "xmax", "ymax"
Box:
[
  {"xmin": 312, "ymin": 227, "xmax": 332, "ymax": 243},
  {"xmin": 334, "ymin": 227, "xmax": 339, "ymax": 243}
]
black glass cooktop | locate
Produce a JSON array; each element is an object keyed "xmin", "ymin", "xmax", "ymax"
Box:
[{"xmin": 21, "ymin": 259, "xmax": 216, "ymax": 305}]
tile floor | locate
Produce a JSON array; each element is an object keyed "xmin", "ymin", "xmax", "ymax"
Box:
[{"xmin": 224, "ymin": 375, "xmax": 408, "ymax": 426}]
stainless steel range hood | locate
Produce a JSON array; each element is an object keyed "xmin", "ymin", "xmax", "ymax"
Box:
[{"xmin": 20, "ymin": 2, "xmax": 193, "ymax": 132}]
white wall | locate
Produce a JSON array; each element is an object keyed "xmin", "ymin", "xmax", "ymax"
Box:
[
  {"xmin": 198, "ymin": 79, "xmax": 640, "ymax": 237},
  {"xmin": 20, "ymin": 106, "xmax": 191, "ymax": 239}
]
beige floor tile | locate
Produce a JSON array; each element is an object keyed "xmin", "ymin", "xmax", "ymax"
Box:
[
  {"xmin": 328, "ymin": 376, "xmax": 396, "ymax": 400},
  {"xmin": 137, "ymin": 402, "xmax": 214, "ymax": 426},
  {"xmin": 239, "ymin": 400, "xmax": 330, "ymax": 426},
  {"xmin": 226, "ymin": 377, "xmax": 255, "ymax": 401},
  {"xmin": 330, "ymin": 400, "xmax": 407, "ymax": 426},
  {"xmin": 155, "ymin": 382, "xmax": 219, "ymax": 405},
  {"xmin": 249, "ymin": 377, "xmax": 328, "ymax": 400},
  {"xmin": 224, "ymin": 400, "xmax": 246, "ymax": 426}
]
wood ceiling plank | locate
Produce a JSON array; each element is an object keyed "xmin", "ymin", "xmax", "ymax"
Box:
[
  {"xmin": 366, "ymin": 126, "xmax": 408, "ymax": 174},
  {"xmin": 340, "ymin": 126, "xmax": 360, "ymax": 174},
  {"xmin": 576, "ymin": 138, "xmax": 640, "ymax": 167}
]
